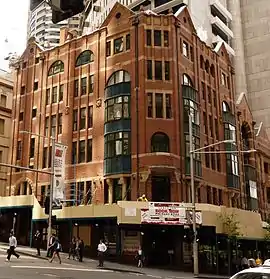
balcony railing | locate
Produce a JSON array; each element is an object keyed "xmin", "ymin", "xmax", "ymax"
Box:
[{"xmin": 182, "ymin": 85, "xmax": 197, "ymax": 102}]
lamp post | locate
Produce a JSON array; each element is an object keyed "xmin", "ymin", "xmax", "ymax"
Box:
[
  {"xmin": 19, "ymin": 130, "xmax": 56, "ymax": 250},
  {"xmin": 188, "ymin": 113, "xmax": 255, "ymax": 276}
]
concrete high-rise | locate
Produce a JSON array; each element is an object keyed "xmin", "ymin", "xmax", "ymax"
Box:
[{"xmin": 27, "ymin": 0, "xmax": 81, "ymax": 48}]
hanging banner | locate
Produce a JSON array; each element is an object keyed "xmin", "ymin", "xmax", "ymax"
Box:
[
  {"xmin": 53, "ymin": 143, "xmax": 67, "ymax": 205},
  {"xmin": 141, "ymin": 202, "xmax": 202, "ymax": 225}
]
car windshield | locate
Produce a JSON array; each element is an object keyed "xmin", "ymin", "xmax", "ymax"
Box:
[{"xmin": 233, "ymin": 273, "xmax": 270, "ymax": 279}]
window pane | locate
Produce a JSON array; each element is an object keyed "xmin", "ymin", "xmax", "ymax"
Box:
[
  {"xmin": 154, "ymin": 30, "xmax": 162, "ymax": 46},
  {"xmin": 126, "ymin": 34, "xmax": 130, "ymax": 50},
  {"xmin": 59, "ymin": 84, "xmax": 64, "ymax": 101},
  {"xmin": 81, "ymin": 77, "xmax": 87, "ymax": 95},
  {"xmin": 147, "ymin": 93, "xmax": 153, "ymax": 118},
  {"xmin": 114, "ymin": 37, "xmax": 124, "ymax": 54},
  {"xmin": 165, "ymin": 61, "xmax": 170, "ymax": 80},
  {"xmin": 164, "ymin": 30, "xmax": 169, "ymax": 47},
  {"xmin": 165, "ymin": 94, "xmax": 172, "ymax": 119},
  {"xmin": 146, "ymin": 30, "xmax": 152, "ymax": 46},
  {"xmin": 155, "ymin": 61, "xmax": 162, "ymax": 80},
  {"xmin": 155, "ymin": 93, "xmax": 163, "ymax": 118},
  {"xmin": 147, "ymin": 60, "xmax": 152, "ymax": 80}
]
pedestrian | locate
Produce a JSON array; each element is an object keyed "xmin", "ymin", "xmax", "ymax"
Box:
[
  {"xmin": 47, "ymin": 233, "xmax": 56, "ymax": 258},
  {"xmin": 68, "ymin": 236, "xmax": 76, "ymax": 260},
  {"xmin": 97, "ymin": 239, "xmax": 107, "ymax": 267},
  {"xmin": 34, "ymin": 230, "xmax": 42, "ymax": 256},
  {"xmin": 241, "ymin": 256, "xmax": 249, "ymax": 270},
  {"xmin": 78, "ymin": 238, "xmax": 84, "ymax": 262},
  {"xmin": 6, "ymin": 232, "xmax": 20, "ymax": 262},
  {"xmin": 137, "ymin": 245, "xmax": 143, "ymax": 267},
  {"xmin": 49, "ymin": 236, "xmax": 62, "ymax": 264}
]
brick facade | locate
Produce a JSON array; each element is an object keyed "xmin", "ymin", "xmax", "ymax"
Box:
[{"xmin": 7, "ymin": 3, "xmax": 270, "ymax": 219}]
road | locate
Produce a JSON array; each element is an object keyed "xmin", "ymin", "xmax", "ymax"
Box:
[{"xmin": 0, "ymin": 248, "xmax": 185, "ymax": 279}]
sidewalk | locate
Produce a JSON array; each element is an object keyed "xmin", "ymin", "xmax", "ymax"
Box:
[{"xmin": 0, "ymin": 242, "xmax": 229, "ymax": 279}]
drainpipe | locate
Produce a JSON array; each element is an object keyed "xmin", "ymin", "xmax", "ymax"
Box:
[{"xmin": 133, "ymin": 15, "xmax": 140, "ymax": 197}]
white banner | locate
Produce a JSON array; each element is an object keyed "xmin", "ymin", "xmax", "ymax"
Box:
[
  {"xmin": 141, "ymin": 202, "xmax": 202, "ymax": 225},
  {"xmin": 53, "ymin": 143, "xmax": 67, "ymax": 204}
]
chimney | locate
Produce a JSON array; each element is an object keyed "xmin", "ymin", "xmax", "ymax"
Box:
[{"xmin": 59, "ymin": 27, "xmax": 69, "ymax": 45}]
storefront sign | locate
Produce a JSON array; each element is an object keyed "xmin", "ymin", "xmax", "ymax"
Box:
[
  {"xmin": 141, "ymin": 202, "xmax": 202, "ymax": 225},
  {"xmin": 53, "ymin": 143, "xmax": 67, "ymax": 205}
]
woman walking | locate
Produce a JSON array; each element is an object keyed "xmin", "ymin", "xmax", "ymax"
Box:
[{"xmin": 49, "ymin": 237, "xmax": 62, "ymax": 264}]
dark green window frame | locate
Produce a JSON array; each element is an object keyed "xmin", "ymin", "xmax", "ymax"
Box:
[
  {"xmin": 105, "ymin": 132, "xmax": 131, "ymax": 159},
  {"xmin": 105, "ymin": 96, "xmax": 130, "ymax": 122}
]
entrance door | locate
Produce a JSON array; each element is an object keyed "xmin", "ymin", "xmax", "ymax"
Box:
[{"xmin": 152, "ymin": 176, "xmax": 170, "ymax": 202}]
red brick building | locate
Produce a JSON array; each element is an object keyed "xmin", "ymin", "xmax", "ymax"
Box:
[{"xmin": 5, "ymin": 3, "xmax": 270, "ymax": 271}]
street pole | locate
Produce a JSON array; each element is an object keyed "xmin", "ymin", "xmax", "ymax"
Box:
[
  {"xmin": 189, "ymin": 113, "xmax": 199, "ymax": 276},
  {"xmin": 47, "ymin": 137, "xmax": 55, "ymax": 250}
]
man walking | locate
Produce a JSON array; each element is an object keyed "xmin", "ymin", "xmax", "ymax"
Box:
[
  {"xmin": 6, "ymin": 232, "xmax": 20, "ymax": 262},
  {"xmin": 97, "ymin": 239, "xmax": 107, "ymax": 267},
  {"xmin": 34, "ymin": 230, "xmax": 42, "ymax": 256},
  {"xmin": 47, "ymin": 233, "xmax": 56, "ymax": 257}
]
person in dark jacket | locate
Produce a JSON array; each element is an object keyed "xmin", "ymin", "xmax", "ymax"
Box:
[
  {"xmin": 34, "ymin": 230, "xmax": 42, "ymax": 256},
  {"xmin": 78, "ymin": 238, "xmax": 84, "ymax": 262},
  {"xmin": 49, "ymin": 237, "xmax": 62, "ymax": 264},
  {"xmin": 68, "ymin": 236, "xmax": 76, "ymax": 260}
]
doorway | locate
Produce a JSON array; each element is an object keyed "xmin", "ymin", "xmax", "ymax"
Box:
[{"xmin": 152, "ymin": 176, "xmax": 170, "ymax": 202}]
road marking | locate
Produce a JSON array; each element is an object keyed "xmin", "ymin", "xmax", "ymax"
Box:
[
  {"xmin": 146, "ymin": 275, "xmax": 162, "ymax": 278},
  {"xmin": 41, "ymin": 274, "xmax": 58, "ymax": 277},
  {"xmin": 11, "ymin": 265, "xmax": 114, "ymax": 272}
]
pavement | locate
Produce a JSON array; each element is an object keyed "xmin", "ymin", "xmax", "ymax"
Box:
[{"xmin": 0, "ymin": 242, "xmax": 229, "ymax": 279}]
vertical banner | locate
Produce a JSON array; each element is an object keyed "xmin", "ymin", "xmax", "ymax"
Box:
[{"xmin": 53, "ymin": 143, "xmax": 67, "ymax": 206}]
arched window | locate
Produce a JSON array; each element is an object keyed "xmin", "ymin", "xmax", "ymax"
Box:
[
  {"xmin": 200, "ymin": 55, "xmax": 204, "ymax": 69},
  {"xmin": 48, "ymin": 60, "xmax": 64, "ymax": 76},
  {"xmin": 205, "ymin": 60, "xmax": 210, "ymax": 73},
  {"xmin": 210, "ymin": 64, "xmax": 215, "ymax": 78},
  {"xmin": 222, "ymin": 101, "xmax": 230, "ymax": 112},
  {"xmin": 107, "ymin": 70, "xmax": 131, "ymax": 86},
  {"xmin": 183, "ymin": 74, "xmax": 193, "ymax": 87},
  {"xmin": 151, "ymin": 132, "xmax": 170, "ymax": 153},
  {"xmin": 75, "ymin": 50, "xmax": 94, "ymax": 67}
]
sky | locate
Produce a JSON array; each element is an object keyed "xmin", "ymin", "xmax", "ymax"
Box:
[{"xmin": 0, "ymin": 0, "xmax": 29, "ymax": 71}]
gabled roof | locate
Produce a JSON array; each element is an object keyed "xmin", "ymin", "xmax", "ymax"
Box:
[
  {"xmin": 174, "ymin": 5, "xmax": 196, "ymax": 34},
  {"xmin": 19, "ymin": 37, "xmax": 44, "ymax": 62},
  {"xmin": 236, "ymin": 91, "xmax": 253, "ymax": 120},
  {"xmin": 214, "ymin": 41, "xmax": 230, "ymax": 64},
  {"xmin": 100, "ymin": 2, "xmax": 135, "ymax": 29}
]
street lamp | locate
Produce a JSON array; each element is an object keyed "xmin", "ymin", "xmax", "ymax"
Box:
[
  {"xmin": 188, "ymin": 114, "xmax": 256, "ymax": 276},
  {"xmin": 19, "ymin": 130, "xmax": 56, "ymax": 251}
]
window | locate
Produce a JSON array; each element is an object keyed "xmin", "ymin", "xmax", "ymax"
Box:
[
  {"xmin": 183, "ymin": 74, "xmax": 193, "ymax": 86},
  {"xmin": 78, "ymin": 140, "xmax": 85, "ymax": 163},
  {"xmin": 217, "ymin": 152, "xmax": 221, "ymax": 172},
  {"xmin": 106, "ymin": 70, "xmax": 130, "ymax": 86},
  {"xmin": 76, "ymin": 50, "xmax": 94, "ymax": 66},
  {"xmin": 88, "ymin": 106, "xmax": 93, "ymax": 128},
  {"xmin": 155, "ymin": 93, "xmax": 163, "ymax": 118},
  {"xmin": 221, "ymin": 72, "xmax": 226, "ymax": 86},
  {"xmin": 30, "ymin": 138, "xmax": 35, "ymax": 158},
  {"xmin": 32, "ymin": 108, "xmax": 37, "ymax": 118},
  {"xmin": 126, "ymin": 34, "xmax": 130, "ymax": 50},
  {"xmin": 51, "ymin": 115, "xmax": 57, "ymax": 137},
  {"xmin": 211, "ymin": 148, "xmax": 216, "ymax": 170},
  {"xmin": 225, "ymin": 123, "xmax": 236, "ymax": 142},
  {"xmin": 147, "ymin": 93, "xmax": 153, "ymax": 118},
  {"xmin": 146, "ymin": 30, "xmax": 152, "ymax": 46},
  {"xmin": 89, "ymin": 75, "xmax": 94, "ymax": 94},
  {"xmin": 87, "ymin": 139, "xmax": 92, "ymax": 162},
  {"xmin": 48, "ymin": 60, "xmax": 64, "ymax": 76},
  {"xmin": 59, "ymin": 84, "xmax": 64, "ymax": 101},
  {"xmin": 34, "ymin": 81, "xmax": 38, "ymax": 91},
  {"xmin": 46, "ymin": 89, "xmax": 50, "ymax": 105},
  {"xmin": 203, "ymin": 112, "xmax": 207, "ymax": 134},
  {"xmin": 205, "ymin": 146, "xmax": 210, "ymax": 168},
  {"xmin": 213, "ymin": 90, "xmax": 217, "ymax": 107},
  {"xmin": 81, "ymin": 77, "xmax": 87, "ymax": 95},
  {"xmin": 73, "ymin": 109, "xmax": 78, "ymax": 131},
  {"xmin": 184, "ymin": 99, "xmax": 199, "ymax": 125},
  {"xmin": 21, "ymin": 86, "xmax": 26, "ymax": 95},
  {"xmin": 190, "ymin": 46, "xmax": 194, "ymax": 61},
  {"xmin": 86, "ymin": 181, "xmax": 92, "ymax": 204},
  {"xmin": 35, "ymin": 57, "xmax": 39, "ymax": 64},
  {"xmin": 106, "ymin": 41, "xmax": 111, "ymax": 57},
  {"xmin": 0, "ymin": 95, "xmax": 7, "ymax": 107},
  {"xmin": 207, "ymin": 86, "xmax": 211, "ymax": 104},
  {"xmin": 114, "ymin": 37, "xmax": 124, "ymax": 54},
  {"xmin": 183, "ymin": 41, "xmax": 188, "ymax": 57},
  {"xmin": 231, "ymin": 154, "xmax": 239, "ymax": 175},
  {"xmin": 215, "ymin": 118, "xmax": 219, "ymax": 139},
  {"xmin": 52, "ymin": 86, "xmax": 57, "ymax": 103},
  {"xmin": 0, "ymin": 119, "xmax": 4, "ymax": 134},
  {"xmin": 154, "ymin": 30, "xmax": 162, "ymax": 46},
  {"xmin": 72, "ymin": 142, "xmax": 77, "ymax": 164},
  {"xmin": 218, "ymin": 189, "xmax": 223, "ymax": 205},
  {"xmin": 165, "ymin": 94, "xmax": 172, "ymax": 119},
  {"xmin": 147, "ymin": 60, "xmax": 152, "ymax": 80},
  {"xmin": 165, "ymin": 61, "xmax": 170, "ymax": 80},
  {"xmin": 43, "ymin": 147, "xmax": 47, "ymax": 168},
  {"xmin": 164, "ymin": 31, "xmax": 169, "ymax": 47},
  {"xmin": 151, "ymin": 132, "xmax": 169, "ymax": 152},
  {"xmin": 74, "ymin": 80, "xmax": 79, "ymax": 97},
  {"xmin": 58, "ymin": 113, "xmax": 62, "ymax": 134},
  {"xmin": 80, "ymin": 107, "xmax": 86, "ymax": 130},
  {"xmin": 105, "ymin": 96, "xmax": 130, "ymax": 122},
  {"xmin": 19, "ymin": 112, "xmax": 23, "ymax": 121},
  {"xmin": 22, "ymin": 62, "xmax": 27, "ymax": 69},
  {"xmin": 45, "ymin": 117, "xmax": 49, "ymax": 136},
  {"xmin": 222, "ymin": 101, "xmax": 230, "ymax": 112},
  {"xmin": 209, "ymin": 115, "xmax": 213, "ymax": 137},
  {"xmin": 154, "ymin": 61, "xmax": 162, "ymax": 80},
  {"xmin": 104, "ymin": 132, "xmax": 130, "ymax": 158},
  {"xmin": 201, "ymin": 82, "xmax": 205, "ymax": 99},
  {"xmin": 17, "ymin": 141, "xmax": 22, "ymax": 160}
]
